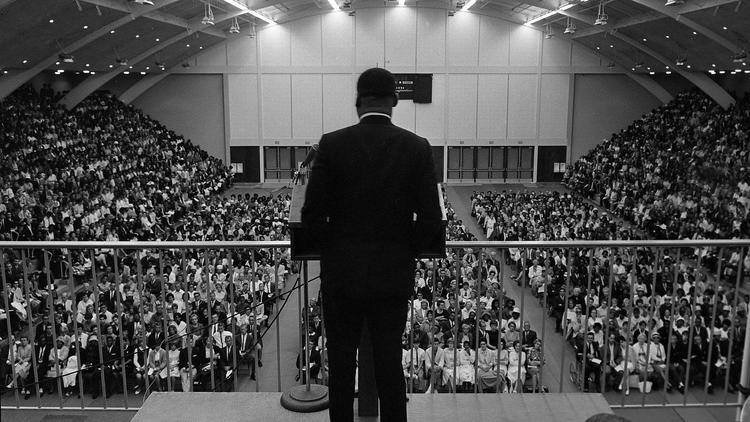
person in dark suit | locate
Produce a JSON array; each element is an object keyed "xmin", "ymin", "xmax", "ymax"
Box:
[
  {"xmin": 520, "ymin": 321, "xmax": 537, "ymax": 349},
  {"xmin": 302, "ymin": 67, "xmax": 442, "ymax": 422}
]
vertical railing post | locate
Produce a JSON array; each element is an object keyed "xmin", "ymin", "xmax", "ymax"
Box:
[
  {"xmin": 250, "ymin": 251, "xmax": 260, "ymax": 392},
  {"xmin": 453, "ymin": 252, "xmax": 462, "ymax": 394},
  {"xmin": 683, "ymin": 248, "xmax": 702, "ymax": 407},
  {"xmin": 90, "ymin": 250, "xmax": 108, "ymax": 406},
  {"xmin": 43, "ymin": 251, "xmax": 64, "ymax": 408},
  {"xmin": 703, "ymin": 247, "xmax": 725, "ymax": 403},
  {"xmin": 135, "ymin": 256, "xmax": 150, "ymax": 399},
  {"xmin": 409, "ymin": 269, "xmax": 415, "ymax": 396},
  {"xmin": 113, "ymin": 250, "xmax": 128, "ymax": 407},
  {"xmin": 496, "ymin": 248, "xmax": 506, "ymax": 394},
  {"xmin": 517, "ymin": 249, "xmax": 526, "ymax": 393},
  {"xmin": 663, "ymin": 248, "xmax": 681, "ymax": 402},
  {"xmin": 724, "ymin": 247, "xmax": 745, "ymax": 404},
  {"xmin": 203, "ymin": 249, "xmax": 215, "ymax": 392},
  {"xmin": 474, "ymin": 249, "xmax": 485, "ymax": 393},
  {"xmin": 620, "ymin": 247, "xmax": 637, "ymax": 404},
  {"xmin": 639, "ymin": 248, "xmax": 660, "ymax": 405},
  {"xmin": 182, "ymin": 249, "xmax": 194, "ymax": 391},
  {"xmin": 558, "ymin": 249, "xmax": 573, "ymax": 393},
  {"xmin": 158, "ymin": 252, "xmax": 171, "ymax": 392},
  {"xmin": 738, "ymin": 278, "xmax": 750, "ymax": 421},
  {"xmin": 228, "ymin": 254, "xmax": 239, "ymax": 392},
  {"xmin": 1, "ymin": 250, "xmax": 21, "ymax": 407},
  {"xmin": 600, "ymin": 248, "xmax": 615, "ymax": 394},
  {"xmin": 581, "ymin": 249, "xmax": 594, "ymax": 392},
  {"xmin": 273, "ymin": 249, "xmax": 281, "ymax": 393},
  {"xmin": 65, "ymin": 251, "xmax": 85, "ymax": 408},
  {"xmin": 20, "ymin": 250, "xmax": 41, "ymax": 405}
]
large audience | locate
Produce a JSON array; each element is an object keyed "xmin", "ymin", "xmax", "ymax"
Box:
[
  {"xmin": 1, "ymin": 86, "xmax": 748, "ymax": 405},
  {"xmin": 1, "ymin": 86, "xmax": 295, "ymax": 400}
]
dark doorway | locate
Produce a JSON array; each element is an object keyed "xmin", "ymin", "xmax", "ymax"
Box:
[
  {"xmin": 230, "ymin": 146, "xmax": 260, "ymax": 183},
  {"xmin": 536, "ymin": 146, "xmax": 567, "ymax": 182}
]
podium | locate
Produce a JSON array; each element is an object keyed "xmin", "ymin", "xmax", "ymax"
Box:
[
  {"xmin": 289, "ymin": 182, "xmax": 448, "ymax": 260},
  {"xmin": 284, "ymin": 181, "xmax": 447, "ymax": 416}
]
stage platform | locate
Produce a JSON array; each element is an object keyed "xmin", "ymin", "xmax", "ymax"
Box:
[{"xmin": 131, "ymin": 392, "xmax": 613, "ymax": 422}]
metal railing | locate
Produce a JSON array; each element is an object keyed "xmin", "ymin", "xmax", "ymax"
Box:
[{"xmin": 0, "ymin": 240, "xmax": 748, "ymax": 419}]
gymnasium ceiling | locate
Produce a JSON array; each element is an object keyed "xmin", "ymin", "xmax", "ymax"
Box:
[{"xmin": 0, "ymin": 0, "xmax": 748, "ymax": 79}]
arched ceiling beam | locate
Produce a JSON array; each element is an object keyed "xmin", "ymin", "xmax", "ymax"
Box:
[
  {"xmin": 59, "ymin": 10, "xmax": 245, "ymax": 109},
  {"xmin": 628, "ymin": 0, "xmax": 744, "ymax": 55},
  {"xmin": 612, "ymin": 31, "xmax": 734, "ymax": 108},
  {"xmin": 572, "ymin": 0, "xmax": 741, "ymax": 39},
  {"xmin": 0, "ymin": 0, "xmax": 182, "ymax": 100},
  {"xmin": 79, "ymin": 0, "xmax": 227, "ymax": 38}
]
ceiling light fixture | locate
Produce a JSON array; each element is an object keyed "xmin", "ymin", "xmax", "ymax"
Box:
[
  {"xmin": 327, "ymin": 0, "xmax": 340, "ymax": 10},
  {"xmin": 732, "ymin": 51, "xmax": 747, "ymax": 63},
  {"xmin": 134, "ymin": 0, "xmax": 155, "ymax": 5},
  {"xmin": 123, "ymin": 71, "xmax": 130, "ymax": 74},
  {"xmin": 398, "ymin": 0, "xmax": 406, "ymax": 6},
  {"xmin": 229, "ymin": 17, "xmax": 241, "ymax": 34},
  {"xmin": 186, "ymin": 44, "xmax": 190, "ymax": 47},
  {"xmin": 140, "ymin": 71, "xmax": 146, "ymax": 75},
  {"xmin": 110, "ymin": 30, "xmax": 115, "ymax": 34},
  {"xmin": 90, "ymin": 71, "xmax": 95, "ymax": 75},
  {"xmin": 723, "ymin": 26, "xmax": 728, "ymax": 30},
  {"xmin": 594, "ymin": 2, "xmax": 608, "ymax": 26},
  {"xmin": 665, "ymin": 70, "xmax": 672, "ymax": 74},
  {"xmin": 155, "ymin": 38, "xmax": 160, "ymax": 42},
  {"xmin": 675, "ymin": 56, "xmax": 687, "ymax": 66},
  {"xmin": 649, "ymin": 71, "xmax": 655, "ymax": 75},
  {"xmin": 643, "ymin": 38, "xmax": 647, "ymax": 42},
  {"xmin": 544, "ymin": 24, "xmax": 553, "ymax": 39},
  {"xmin": 202, "ymin": 1, "xmax": 216, "ymax": 25},
  {"xmin": 664, "ymin": 0, "xmax": 684, "ymax": 5},
  {"xmin": 135, "ymin": 34, "xmax": 140, "ymax": 38},
  {"xmin": 83, "ymin": 25, "xmax": 88, "ymax": 29},
  {"xmin": 22, "ymin": 59, "xmax": 28, "ymax": 64},
  {"xmin": 58, "ymin": 53, "xmax": 74, "ymax": 63},
  {"xmin": 564, "ymin": 17, "xmax": 576, "ymax": 35},
  {"xmin": 49, "ymin": 19, "xmax": 54, "ymax": 23}
]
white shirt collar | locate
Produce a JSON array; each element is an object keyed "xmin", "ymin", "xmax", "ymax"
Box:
[{"xmin": 359, "ymin": 112, "xmax": 392, "ymax": 121}]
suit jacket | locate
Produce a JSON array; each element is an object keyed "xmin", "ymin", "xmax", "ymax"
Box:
[
  {"xmin": 600, "ymin": 342, "xmax": 623, "ymax": 367},
  {"xmin": 520, "ymin": 329, "xmax": 537, "ymax": 348},
  {"xmin": 302, "ymin": 115, "xmax": 442, "ymax": 299}
]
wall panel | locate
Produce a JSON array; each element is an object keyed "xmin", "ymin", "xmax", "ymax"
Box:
[
  {"xmin": 291, "ymin": 74, "xmax": 322, "ymax": 138},
  {"xmin": 356, "ymin": 8, "xmax": 385, "ymax": 67},
  {"xmin": 196, "ymin": 43, "xmax": 227, "ymax": 66},
  {"xmin": 291, "ymin": 15, "xmax": 322, "ymax": 67},
  {"xmin": 478, "ymin": 15, "xmax": 509, "ymax": 67},
  {"xmin": 385, "ymin": 7, "xmax": 417, "ymax": 68},
  {"xmin": 227, "ymin": 73, "xmax": 258, "ymax": 141},
  {"xmin": 416, "ymin": 7, "xmax": 446, "ymax": 67},
  {"xmin": 322, "ymin": 74, "xmax": 356, "ymax": 132},
  {"xmin": 261, "ymin": 24, "xmax": 291, "ymax": 67},
  {"xmin": 447, "ymin": 74, "xmax": 477, "ymax": 140},
  {"xmin": 133, "ymin": 74, "xmax": 225, "ymax": 160},
  {"xmin": 572, "ymin": 74, "xmax": 659, "ymax": 161},
  {"xmin": 447, "ymin": 12, "xmax": 479, "ymax": 66},
  {"xmin": 572, "ymin": 43, "xmax": 600, "ymax": 67},
  {"xmin": 262, "ymin": 74, "xmax": 291, "ymax": 139},
  {"xmin": 477, "ymin": 74, "xmax": 508, "ymax": 140},
  {"xmin": 509, "ymin": 25, "xmax": 539, "ymax": 67},
  {"xmin": 507, "ymin": 74, "xmax": 537, "ymax": 139},
  {"xmin": 542, "ymin": 36, "xmax": 571, "ymax": 67},
  {"xmin": 392, "ymin": 99, "xmax": 416, "ymax": 133},
  {"xmin": 539, "ymin": 73, "xmax": 569, "ymax": 140},
  {"xmin": 227, "ymin": 36, "xmax": 257, "ymax": 67},
  {"xmin": 322, "ymin": 11, "xmax": 354, "ymax": 66}
]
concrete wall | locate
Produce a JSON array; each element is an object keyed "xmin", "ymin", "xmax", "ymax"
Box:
[
  {"xmin": 132, "ymin": 74, "xmax": 226, "ymax": 162},
  {"xmin": 570, "ymin": 74, "xmax": 661, "ymax": 162}
]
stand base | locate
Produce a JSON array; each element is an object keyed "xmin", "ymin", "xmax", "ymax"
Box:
[{"xmin": 280, "ymin": 384, "xmax": 330, "ymax": 413}]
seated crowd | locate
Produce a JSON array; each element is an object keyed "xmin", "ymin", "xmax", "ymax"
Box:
[
  {"xmin": 396, "ymin": 192, "xmax": 547, "ymax": 394},
  {"xmin": 465, "ymin": 91, "xmax": 750, "ymax": 396},
  {"xmin": 564, "ymin": 91, "xmax": 750, "ymax": 244},
  {"xmin": 1, "ymin": 86, "xmax": 296, "ymax": 400}
]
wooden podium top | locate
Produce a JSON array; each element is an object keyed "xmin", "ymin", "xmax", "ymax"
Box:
[{"xmin": 288, "ymin": 182, "xmax": 447, "ymax": 259}]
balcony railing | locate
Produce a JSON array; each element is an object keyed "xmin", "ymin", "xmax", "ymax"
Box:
[{"xmin": 0, "ymin": 240, "xmax": 748, "ymax": 419}]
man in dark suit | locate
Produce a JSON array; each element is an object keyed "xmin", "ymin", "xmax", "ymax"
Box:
[
  {"xmin": 302, "ymin": 68, "xmax": 442, "ymax": 422},
  {"xmin": 520, "ymin": 321, "xmax": 537, "ymax": 349}
]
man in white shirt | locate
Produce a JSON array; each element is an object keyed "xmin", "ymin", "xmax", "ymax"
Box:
[
  {"xmin": 423, "ymin": 338, "xmax": 445, "ymax": 393},
  {"xmin": 648, "ymin": 332, "xmax": 667, "ymax": 387}
]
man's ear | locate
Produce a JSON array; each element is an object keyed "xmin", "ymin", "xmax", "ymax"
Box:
[
  {"xmin": 392, "ymin": 93, "xmax": 399, "ymax": 107},
  {"xmin": 355, "ymin": 95, "xmax": 361, "ymax": 108}
]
